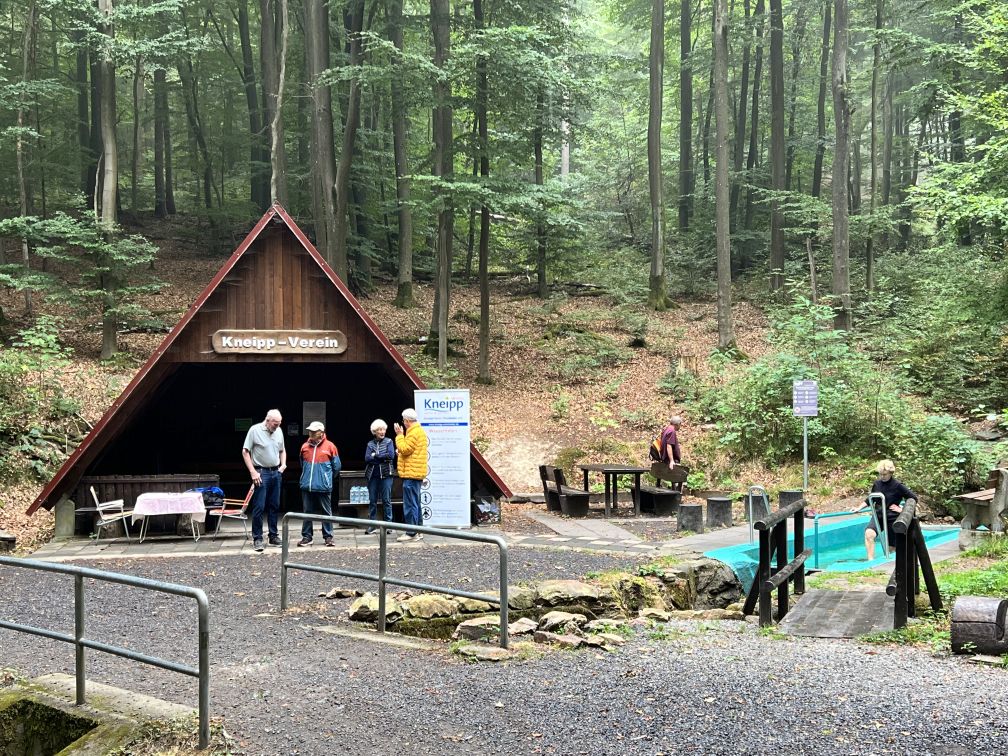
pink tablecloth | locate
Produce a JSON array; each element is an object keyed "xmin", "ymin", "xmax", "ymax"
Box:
[{"xmin": 132, "ymin": 491, "xmax": 207, "ymax": 524}]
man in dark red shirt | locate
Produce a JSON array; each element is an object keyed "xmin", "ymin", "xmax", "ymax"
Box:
[{"xmin": 660, "ymin": 416, "xmax": 683, "ymax": 467}]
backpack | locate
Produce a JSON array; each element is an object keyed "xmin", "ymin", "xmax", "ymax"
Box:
[{"xmin": 648, "ymin": 435, "xmax": 663, "ymax": 462}]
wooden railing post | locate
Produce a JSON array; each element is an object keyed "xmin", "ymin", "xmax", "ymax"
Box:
[
  {"xmin": 775, "ymin": 521, "xmax": 789, "ymax": 619},
  {"xmin": 758, "ymin": 528, "xmax": 772, "ymax": 626}
]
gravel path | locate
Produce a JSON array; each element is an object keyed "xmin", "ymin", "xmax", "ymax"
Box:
[{"xmin": 2, "ymin": 544, "xmax": 1006, "ymax": 755}]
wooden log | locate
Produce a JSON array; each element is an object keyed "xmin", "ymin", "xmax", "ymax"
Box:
[
  {"xmin": 951, "ymin": 596, "xmax": 1008, "ymax": 654},
  {"xmin": 706, "ymin": 496, "xmax": 732, "ymax": 528},
  {"xmin": 678, "ymin": 503, "xmax": 703, "ymax": 533}
]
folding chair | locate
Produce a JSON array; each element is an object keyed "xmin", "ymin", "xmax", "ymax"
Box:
[
  {"xmin": 207, "ymin": 485, "xmax": 254, "ymax": 541},
  {"xmin": 91, "ymin": 486, "xmax": 131, "ymax": 542}
]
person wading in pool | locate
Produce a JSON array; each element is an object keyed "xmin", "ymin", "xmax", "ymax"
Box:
[{"xmin": 864, "ymin": 459, "xmax": 918, "ymax": 561}]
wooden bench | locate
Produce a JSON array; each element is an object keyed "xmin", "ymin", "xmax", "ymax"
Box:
[
  {"xmin": 956, "ymin": 462, "xmax": 1008, "ymax": 537},
  {"xmin": 639, "ymin": 463, "xmax": 689, "ymax": 517},
  {"xmin": 539, "ymin": 465, "xmax": 561, "ymax": 512},
  {"xmin": 543, "ymin": 465, "xmax": 589, "ymax": 517}
]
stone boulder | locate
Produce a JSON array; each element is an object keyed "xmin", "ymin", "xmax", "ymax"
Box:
[
  {"xmin": 403, "ymin": 593, "xmax": 459, "ymax": 619},
  {"xmin": 640, "ymin": 608, "xmax": 670, "ymax": 622},
  {"xmin": 457, "ymin": 596, "xmax": 494, "ymax": 613},
  {"xmin": 348, "ymin": 593, "xmax": 403, "ymax": 623},
  {"xmin": 508, "ymin": 617, "xmax": 539, "ymax": 636},
  {"xmin": 486, "ymin": 585, "xmax": 537, "ymax": 611},
  {"xmin": 456, "ymin": 644, "xmax": 513, "ymax": 662},
  {"xmin": 453, "ymin": 616, "xmax": 501, "ymax": 641},
  {"xmin": 536, "ymin": 580, "xmax": 601, "ymax": 606},
  {"xmin": 533, "ymin": 631, "xmax": 584, "ymax": 649},
  {"xmin": 692, "ymin": 559, "xmax": 743, "ymax": 609},
  {"xmin": 537, "ymin": 611, "xmax": 588, "ymax": 633}
]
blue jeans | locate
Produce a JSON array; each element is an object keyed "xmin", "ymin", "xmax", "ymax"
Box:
[
  {"xmin": 251, "ymin": 469, "xmax": 281, "ymax": 540},
  {"xmin": 367, "ymin": 476, "xmax": 393, "ymax": 523},
  {"xmin": 301, "ymin": 490, "xmax": 333, "ymax": 540},
  {"xmin": 402, "ymin": 478, "xmax": 422, "ymax": 534}
]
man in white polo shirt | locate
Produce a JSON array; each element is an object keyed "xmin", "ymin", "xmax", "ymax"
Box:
[{"xmin": 242, "ymin": 409, "xmax": 287, "ymax": 552}]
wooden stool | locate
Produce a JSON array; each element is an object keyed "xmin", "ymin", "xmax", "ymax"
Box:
[
  {"xmin": 706, "ymin": 496, "xmax": 732, "ymax": 528},
  {"xmin": 678, "ymin": 503, "xmax": 703, "ymax": 533}
]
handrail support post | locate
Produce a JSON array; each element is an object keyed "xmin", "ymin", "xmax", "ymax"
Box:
[{"xmin": 74, "ymin": 573, "xmax": 85, "ymax": 706}]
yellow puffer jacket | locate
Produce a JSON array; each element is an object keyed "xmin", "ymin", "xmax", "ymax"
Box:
[{"xmin": 396, "ymin": 423, "xmax": 429, "ymax": 480}]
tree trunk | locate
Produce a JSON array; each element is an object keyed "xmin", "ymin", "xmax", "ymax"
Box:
[
  {"xmin": 811, "ymin": 0, "xmax": 830, "ymax": 198},
  {"xmin": 648, "ymin": 0, "xmax": 667, "ymax": 309},
  {"xmin": 678, "ymin": 0, "xmax": 693, "ymax": 230},
  {"xmin": 729, "ymin": 0, "xmax": 751, "ymax": 228},
  {"xmin": 305, "ymin": 0, "xmax": 337, "ymax": 267},
  {"xmin": 742, "ymin": 0, "xmax": 765, "ymax": 259},
  {"xmin": 534, "ymin": 93, "xmax": 547, "ymax": 299},
  {"xmin": 714, "ymin": 0, "xmax": 736, "ymax": 348},
  {"xmin": 238, "ymin": 0, "xmax": 268, "ymax": 211},
  {"xmin": 261, "ymin": 0, "xmax": 288, "ymax": 205},
  {"xmin": 866, "ymin": 0, "xmax": 880, "ymax": 292},
  {"xmin": 702, "ymin": 10, "xmax": 715, "ymax": 189},
  {"xmin": 16, "ymin": 0, "xmax": 38, "ymax": 314},
  {"xmin": 74, "ymin": 30, "xmax": 89, "ymax": 194},
  {"xmin": 784, "ymin": 6, "xmax": 807, "ymax": 190},
  {"xmin": 98, "ymin": 0, "xmax": 119, "ymax": 360},
  {"xmin": 768, "ymin": 0, "xmax": 786, "ymax": 291},
  {"xmin": 431, "ymin": 0, "xmax": 453, "ymax": 369},
  {"xmin": 882, "ymin": 74, "xmax": 893, "ymax": 205},
  {"xmin": 389, "ymin": 0, "xmax": 414, "ymax": 307},
  {"xmin": 177, "ymin": 55, "xmax": 216, "ymax": 210},
  {"xmin": 831, "ymin": 0, "xmax": 851, "ymax": 331},
  {"xmin": 88, "ymin": 48, "xmax": 102, "ymax": 206},
  {"xmin": 475, "ymin": 0, "xmax": 490, "ymax": 383},
  {"xmin": 333, "ymin": 0, "xmax": 365, "ymax": 282},
  {"xmin": 153, "ymin": 67, "xmax": 167, "ymax": 218},
  {"xmin": 130, "ymin": 54, "xmax": 143, "ymax": 215}
]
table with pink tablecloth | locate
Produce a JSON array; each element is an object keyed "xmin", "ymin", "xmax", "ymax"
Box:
[{"xmin": 132, "ymin": 491, "xmax": 206, "ymax": 542}]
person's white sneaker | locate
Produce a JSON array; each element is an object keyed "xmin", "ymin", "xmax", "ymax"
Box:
[
  {"xmin": 414, "ymin": 533, "xmax": 423, "ymax": 540},
  {"xmin": 396, "ymin": 533, "xmax": 412, "ymax": 542}
]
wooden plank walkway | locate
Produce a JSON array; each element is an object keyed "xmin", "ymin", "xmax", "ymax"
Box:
[{"xmin": 778, "ymin": 589, "xmax": 893, "ymax": 638}]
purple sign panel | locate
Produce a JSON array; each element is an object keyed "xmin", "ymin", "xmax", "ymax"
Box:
[{"xmin": 792, "ymin": 380, "xmax": 819, "ymax": 417}]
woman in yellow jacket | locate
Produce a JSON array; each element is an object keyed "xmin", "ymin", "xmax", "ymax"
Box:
[{"xmin": 393, "ymin": 408, "xmax": 429, "ymax": 541}]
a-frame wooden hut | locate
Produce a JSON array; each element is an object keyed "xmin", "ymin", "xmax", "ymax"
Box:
[{"xmin": 28, "ymin": 204, "xmax": 510, "ymax": 534}]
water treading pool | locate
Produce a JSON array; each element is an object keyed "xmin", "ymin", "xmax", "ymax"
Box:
[{"xmin": 703, "ymin": 515, "xmax": 959, "ymax": 592}]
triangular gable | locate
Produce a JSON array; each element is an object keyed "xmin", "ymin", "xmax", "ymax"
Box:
[{"xmin": 29, "ymin": 203, "xmax": 510, "ymax": 514}]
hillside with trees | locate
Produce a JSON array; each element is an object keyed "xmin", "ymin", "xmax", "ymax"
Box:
[{"xmin": 1, "ymin": 0, "xmax": 1007, "ymax": 545}]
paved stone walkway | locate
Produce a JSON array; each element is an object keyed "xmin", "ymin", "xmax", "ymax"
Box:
[{"xmin": 27, "ymin": 508, "xmax": 964, "ymax": 570}]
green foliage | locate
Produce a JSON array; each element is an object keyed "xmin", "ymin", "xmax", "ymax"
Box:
[
  {"xmin": 961, "ymin": 535, "xmax": 1008, "ymax": 560},
  {"xmin": 0, "ymin": 209, "xmax": 161, "ymax": 341},
  {"xmin": 856, "ymin": 245, "xmax": 1008, "ymax": 412},
  {"xmin": 539, "ymin": 330, "xmax": 632, "ymax": 383},
  {"xmin": 894, "ymin": 415, "xmax": 1001, "ymax": 517},
  {"xmin": 657, "ymin": 366, "xmax": 698, "ymax": 403},
  {"xmin": 550, "ymin": 387, "xmax": 571, "ymax": 419},
  {"xmin": 0, "ymin": 317, "xmax": 83, "ymax": 482},
  {"xmin": 703, "ymin": 295, "xmax": 909, "ymax": 464},
  {"xmin": 939, "ymin": 558, "xmax": 1008, "ymax": 603}
]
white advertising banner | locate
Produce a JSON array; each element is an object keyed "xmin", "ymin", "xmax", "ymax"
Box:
[{"xmin": 414, "ymin": 389, "xmax": 471, "ymax": 528}]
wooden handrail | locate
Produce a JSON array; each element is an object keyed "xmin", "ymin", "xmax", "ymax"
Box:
[{"xmin": 754, "ymin": 497, "xmax": 806, "ymax": 531}]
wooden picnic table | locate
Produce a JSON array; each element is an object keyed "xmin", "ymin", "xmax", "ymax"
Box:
[{"xmin": 577, "ymin": 464, "xmax": 649, "ymax": 518}]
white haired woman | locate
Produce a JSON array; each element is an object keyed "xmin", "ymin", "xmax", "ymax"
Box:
[
  {"xmin": 364, "ymin": 419, "xmax": 396, "ymax": 534},
  {"xmin": 864, "ymin": 459, "xmax": 918, "ymax": 561}
]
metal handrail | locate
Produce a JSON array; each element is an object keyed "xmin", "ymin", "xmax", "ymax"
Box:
[
  {"xmin": 811, "ymin": 503, "xmax": 888, "ymax": 568},
  {"xmin": 867, "ymin": 492, "xmax": 890, "ymax": 558},
  {"xmin": 746, "ymin": 485, "xmax": 769, "ymax": 544},
  {"xmin": 280, "ymin": 514, "xmax": 510, "ymax": 648},
  {"xmin": 0, "ymin": 556, "xmax": 210, "ymax": 749}
]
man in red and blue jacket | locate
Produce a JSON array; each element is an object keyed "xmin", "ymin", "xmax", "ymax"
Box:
[{"xmin": 298, "ymin": 421, "xmax": 341, "ymax": 546}]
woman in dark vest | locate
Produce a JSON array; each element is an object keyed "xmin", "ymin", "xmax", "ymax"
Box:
[
  {"xmin": 364, "ymin": 419, "xmax": 396, "ymax": 535},
  {"xmin": 864, "ymin": 459, "xmax": 917, "ymax": 561}
]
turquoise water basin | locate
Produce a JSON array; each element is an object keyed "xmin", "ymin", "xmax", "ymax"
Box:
[{"xmin": 704, "ymin": 515, "xmax": 959, "ymax": 592}]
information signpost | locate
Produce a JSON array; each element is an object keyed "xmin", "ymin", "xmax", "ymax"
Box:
[
  {"xmin": 415, "ymin": 389, "xmax": 471, "ymax": 528},
  {"xmin": 792, "ymin": 380, "xmax": 819, "ymax": 491}
]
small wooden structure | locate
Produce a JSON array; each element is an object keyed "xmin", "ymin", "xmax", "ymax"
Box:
[
  {"xmin": 955, "ymin": 462, "xmax": 1008, "ymax": 548},
  {"xmin": 951, "ymin": 596, "xmax": 1008, "ymax": 655},
  {"xmin": 29, "ymin": 204, "xmax": 510, "ymax": 535}
]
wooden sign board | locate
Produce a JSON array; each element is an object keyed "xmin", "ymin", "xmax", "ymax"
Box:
[{"xmin": 212, "ymin": 329, "xmax": 347, "ymax": 355}]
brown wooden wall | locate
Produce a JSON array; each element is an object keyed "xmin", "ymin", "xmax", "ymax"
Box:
[{"xmin": 166, "ymin": 227, "xmax": 392, "ymax": 364}]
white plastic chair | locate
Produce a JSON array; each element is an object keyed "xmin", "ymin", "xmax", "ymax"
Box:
[
  {"xmin": 91, "ymin": 486, "xmax": 131, "ymax": 542},
  {"xmin": 206, "ymin": 486, "xmax": 254, "ymax": 541}
]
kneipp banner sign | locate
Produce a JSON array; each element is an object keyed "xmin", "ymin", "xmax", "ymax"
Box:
[{"xmin": 415, "ymin": 389, "xmax": 471, "ymax": 528}]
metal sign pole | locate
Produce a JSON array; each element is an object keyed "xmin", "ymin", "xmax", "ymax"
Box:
[{"xmin": 803, "ymin": 417, "xmax": 809, "ymax": 491}]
